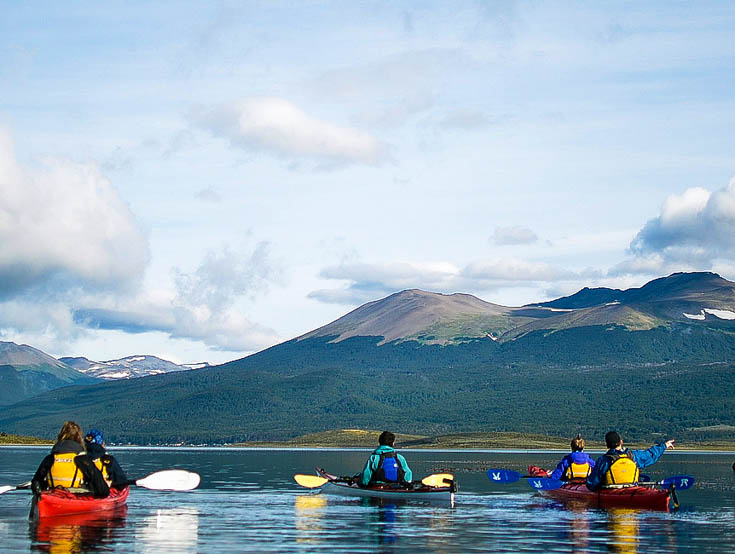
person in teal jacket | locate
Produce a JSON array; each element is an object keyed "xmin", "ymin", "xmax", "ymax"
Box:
[
  {"xmin": 586, "ymin": 430, "xmax": 675, "ymax": 491},
  {"xmin": 358, "ymin": 431, "xmax": 413, "ymax": 487}
]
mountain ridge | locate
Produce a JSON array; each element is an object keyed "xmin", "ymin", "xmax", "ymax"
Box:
[{"xmin": 1, "ymin": 271, "xmax": 734, "ymax": 443}]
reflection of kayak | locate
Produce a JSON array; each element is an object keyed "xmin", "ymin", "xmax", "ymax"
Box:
[
  {"xmin": 528, "ymin": 466, "xmax": 672, "ymax": 511},
  {"xmin": 32, "ymin": 504, "xmax": 127, "ymax": 552},
  {"xmin": 315, "ymin": 468, "xmax": 455, "ymax": 505},
  {"xmin": 31, "ymin": 487, "xmax": 130, "ymax": 518}
]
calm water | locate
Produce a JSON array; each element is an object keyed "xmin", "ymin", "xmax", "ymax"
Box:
[{"xmin": 1, "ymin": 447, "xmax": 734, "ymax": 552}]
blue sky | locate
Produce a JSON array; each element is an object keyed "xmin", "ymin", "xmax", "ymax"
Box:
[{"xmin": 2, "ymin": 1, "xmax": 735, "ymax": 364}]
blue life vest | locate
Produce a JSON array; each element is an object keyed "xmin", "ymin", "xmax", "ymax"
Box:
[{"xmin": 374, "ymin": 452, "xmax": 405, "ymax": 483}]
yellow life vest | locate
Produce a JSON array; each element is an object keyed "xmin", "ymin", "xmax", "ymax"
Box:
[
  {"xmin": 93, "ymin": 457, "xmax": 112, "ymax": 485},
  {"xmin": 564, "ymin": 461, "xmax": 592, "ymax": 480},
  {"xmin": 48, "ymin": 452, "xmax": 84, "ymax": 489},
  {"xmin": 602, "ymin": 451, "xmax": 640, "ymax": 486}
]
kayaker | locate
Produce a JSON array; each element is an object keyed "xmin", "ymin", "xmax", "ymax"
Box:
[
  {"xmin": 84, "ymin": 428, "xmax": 128, "ymax": 489},
  {"xmin": 358, "ymin": 431, "xmax": 413, "ymax": 487},
  {"xmin": 30, "ymin": 421, "xmax": 110, "ymax": 498},
  {"xmin": 586, "ymin": 430, "xmax": 675, "ymax": 491},
  {"xmin": 549, "ymin": 434, "xmax": 596, "ymax": 480}
]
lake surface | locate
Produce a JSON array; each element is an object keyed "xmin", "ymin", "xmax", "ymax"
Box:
[{"xmin": 1, "ymin": 447, "xmax": 734, "ymax": 552}]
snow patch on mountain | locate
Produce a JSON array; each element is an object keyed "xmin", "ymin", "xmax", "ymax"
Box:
[
  {"xmin": 60, "ymin": 355, "xmax": 210, "ymax": 380},
  {"xmin": 683, "ymin": 308, "xmax": 735, "ymax": 321}
]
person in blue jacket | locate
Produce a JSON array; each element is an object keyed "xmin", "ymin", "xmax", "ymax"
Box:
[
  {"xmin": 586, "ymin": 430, "xmax": 675, "ymax": 491},
  {"xmin": 358, "ymin": 431, "xmax": 413, "ymax": 487},
  {"xmin": 549, "ymin": 434, "xmax": 596, "ymax": 480}
]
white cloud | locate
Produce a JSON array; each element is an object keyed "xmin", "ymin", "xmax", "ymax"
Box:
[
  {"xmin": 310, "ymin": 258, "xmax": 583, "ymax": 305},
  {"xmin": 492, "ymin": 225, "xmax": 538, "ymax": 246},
  {"xmin": 73, "ymin": 243, "xmax": 283, "ymax": 352},
  {"xmin": 193, "ymin": 97, "xmax": 385, "ymax": 166},
  {"xmin": 629, "ymin": 178, "xmax": 735, "ymax": 264},
  {"xmin": 0, "ymin": 130, "xmax": 149, "ymax": 299}
]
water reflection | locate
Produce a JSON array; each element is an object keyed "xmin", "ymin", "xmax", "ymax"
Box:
[
  {"xmin": 137, "ymin": 506, "xmax": 200, "ymax": 553},
  {"xmin": 294, "ymin": 494, "xmax": 327, "ymax": 544},
  {"xmin": 30, "ymin": 506, "xmax": 127, "ymax": 553},
  {"xmin": 606, "ymin": 509, "xmax": 639, "ymax": 553},
  {"xmin": 362, "ymin": 499, "xmax": 399, "ymax": 548}
]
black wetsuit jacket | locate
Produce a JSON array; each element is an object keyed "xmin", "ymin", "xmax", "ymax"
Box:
[
  {"xmin": 31, "ymin": 440, "xmax": 110, "ymax": 497},
  {"xmin": 85, "ymin": 442, "xmax": 128, "ymax": 488}
]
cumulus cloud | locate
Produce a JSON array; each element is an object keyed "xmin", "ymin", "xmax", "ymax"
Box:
[
  {"xmin": 616, "ymin": 178, "xmax": 735, "ymax": 276},
  {"xmin": 492, "ymin": 225, "xmax": 539, "ymax": 246},
  {"xmin": 310, "ymin": 258, "xmax": 583, "ymax": 305},
  {"xmin": 0, "ymin": 130, "xmax": 149, "ymax": 299},
  {"xmin": 73, "ymin": 243, "xmax": 282, "ymax": 352},
  {"xmin": 193, "ymin": 97, "xmax": 385, "ymax": 166}
]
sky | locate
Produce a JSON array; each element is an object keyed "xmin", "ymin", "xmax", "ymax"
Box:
[{"xmin": 2, "ymin": 1, "xmax": 735, "ymax": 365}]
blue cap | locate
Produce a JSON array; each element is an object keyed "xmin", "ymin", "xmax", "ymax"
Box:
[{"xmin": 85, "ymin": 428, "xmax": 104, "ymax": 445}]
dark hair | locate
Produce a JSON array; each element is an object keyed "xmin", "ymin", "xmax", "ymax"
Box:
[
  {"xmin": 570, "ymin": 433, "xmax": 585, "ymax": 452},
  {"xmin": 57, "ymin": 421, "xmax": 83, "ymax": 445},
  {"xmin": 605, "ymin": 430, "xmax": 622, "ymax": 449},
  {"xmin": 378, "ymin": 431, "xmax": 396, "ymax": 446}
]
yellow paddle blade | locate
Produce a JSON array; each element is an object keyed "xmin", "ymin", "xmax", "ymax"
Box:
[
  {"xmin": 421, "ymin": 473, "xmax": 455, "ymax": 487},
  {"xmin": 294, "ymin": 474, "xmax": 329, "ymax": 488}
]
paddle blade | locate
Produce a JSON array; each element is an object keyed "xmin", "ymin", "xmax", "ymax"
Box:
[
  {"xmin": 0, "ymin": 485, "xmax": 16, "ymax": 495},
  {"xmin": 294, "ymin": 474, "xmax": 329, "ymax": 489},
  {"xmin": 487, "ymin": 469, "xmax": 522, "ymax": 483},
  {"xmin": 135, "ymin": 470, "xmax": 201, "ymax": 491},
  {"xmin": 661, "ymin": 475, "xmax": 695, "ymax": 490},
  {"xmin": 528, "ymin": 477, "xmax": 565, "ymax": 490},
  {"xmin": 421, "ymin": 473, "xmax": 454, "ymax": 487}
]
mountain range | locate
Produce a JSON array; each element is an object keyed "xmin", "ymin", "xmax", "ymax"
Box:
[
  {"xmin": 60, "ymin": 355, "xmax": 209, "ymax": 380},
  {"xmin": 1, "ymin": 271, "xmax": 734, "ymax": 444}
]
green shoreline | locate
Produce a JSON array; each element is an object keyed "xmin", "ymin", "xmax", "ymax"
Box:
[{"xmin": 5, "ymin": 429, "xmax": 735, "ymax": 451}]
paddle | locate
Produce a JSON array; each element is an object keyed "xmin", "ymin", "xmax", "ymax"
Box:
[
  {"xmin": 123, "ymin": 470, "xmax": 201, "ymax": 491},
  {"xmin": 487, "ymin": 469, "xmax": 528, "ymax": 483},
  {"xmin": 294, "ymin": 474, "xmax": 329, "ymax": 488},
  {"xmin": 420, "ymin": 473, "xmax": 454, "ymax": 487},
  {"xmin": 527, "ymin": 474, "xmax": 695, "ymax": 491},
  {"xmin": 0, "ymin": 481, "xmax": 32, "ymax": 495},
  {"xmin": 2, "ymin": 471, "xmax": 199, "ymax": 496},
  {"xmin": 294, "ymin": 472, "xmax": 456, "ymax": 489}
]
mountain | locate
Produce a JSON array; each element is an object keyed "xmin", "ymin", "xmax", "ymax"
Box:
[
  {"xmin": 60, "ymin": 355, "xmax": 208, "ymax": 380},
  {"xmin": 0, "ymin": 342, "xmax": 98, "ymax": 407},
  {"xmin": 1, "ymin": 272, "xmax": 734, "ymax": 444}
]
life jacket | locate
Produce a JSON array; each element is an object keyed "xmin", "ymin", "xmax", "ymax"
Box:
[
  {"xmin": 563, "ymin": 461, "xmax": 592, "ymax": 480},
  {"xmin": 48, "ymin": 452, "xmax": 85, "ymax": 489},
  {"xmin": 373, "ymin": 452, "xmax": 405, "ymax": 483},
  {"xmin": 92, "ymin": 457, "xmax": 112, "ymax": 485},
  {"xmin": 602, "ymin": 450, "xmax": 640, "ymax": 486}
]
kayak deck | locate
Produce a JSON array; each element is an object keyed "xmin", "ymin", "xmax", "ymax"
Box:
[
  {"xmin": 315, "ymin": 468, "xmax": 455, "ymax": 505},
  {"xmin": 31, "ymin": 487, "xmax": 130, "ymax": 519}
]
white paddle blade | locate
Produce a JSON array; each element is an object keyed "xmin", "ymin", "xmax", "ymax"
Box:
[
  {"xmin": 136, "ymin": 470, "xmax": 201, "ymax": 491},
  {"xmin": 0, "ymin": 485, "xmax": 16, "ymax": 495},
  {"xmin": 421, "ymin": 473, "xmax": 455, "ymax": 487},
  {"xmin": 294, "ymin": 474, "xmax": 329, "ymax": 488}
]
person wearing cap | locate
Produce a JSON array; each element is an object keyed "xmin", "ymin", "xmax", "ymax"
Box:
[
  {"xmin": 548, "ymin": 434, "xmax": 596, "ymax": 481},
  {"xmin": 586, "ymin": 430, "xmax": 675, "ymax": 491},
  {"xmin": 84, "ymin": 428, "xmax": 128, "ymax": 489},
  {"xmin": 31, "ymin": 421, "xmax": 110, "ymax": 497}
]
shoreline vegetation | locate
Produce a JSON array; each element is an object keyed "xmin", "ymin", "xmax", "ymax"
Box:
[
  {"xmin": 0, "ymin": 432, "xmax": 53, "ymax": 446},
  {"xmin": 4, "ymin": 428, "xmax": 735, "ymax": 450},
  {"xmin": 233, "ymin": 429, "xmax": 735, "ymax": 451}
]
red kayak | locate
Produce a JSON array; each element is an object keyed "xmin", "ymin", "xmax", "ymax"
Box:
[
  {"xmin": 31, "ymin": 487, "xmax": 130, "ymax": 519},
  {"xmin": 528, "ymin": 466, "xmax": 672, "ymax": 511}
]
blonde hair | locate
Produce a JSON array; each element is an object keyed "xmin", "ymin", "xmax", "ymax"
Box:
[
  {"xmin": 57, "ymin": 421, "xmax": 83, "ymax": 444},
  {"xmin": 570, "ymin": 433, "xmax": 585, "ymax": 452}
]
